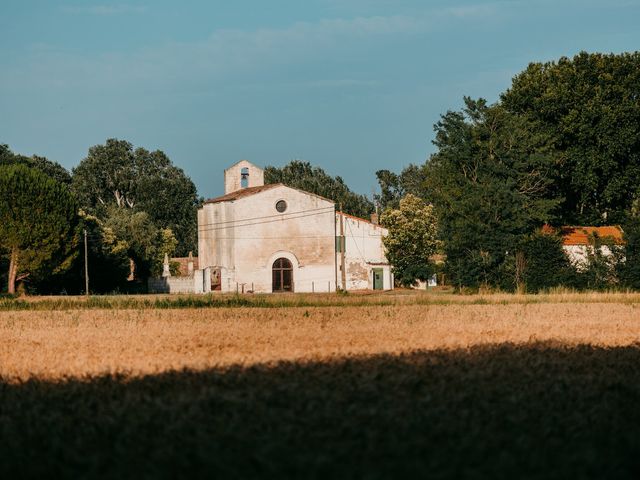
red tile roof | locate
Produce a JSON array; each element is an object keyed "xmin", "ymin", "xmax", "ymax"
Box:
[{"xmin": 542, "ymin": 225, "xmax": 624, "ymax": 246}]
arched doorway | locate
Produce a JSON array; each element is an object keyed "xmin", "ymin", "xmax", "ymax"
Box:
[{"xmin": 272, "ymin": 257, "xmax": 293, "ymax": 292}]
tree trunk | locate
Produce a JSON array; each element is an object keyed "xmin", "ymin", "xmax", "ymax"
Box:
[
  {"xmin": 515, "ymin": 250, "xmax": 527, "ymax": 294},
  {"xmin": 8, "ymin": 247, "xmax": 18, "ymax": 295}
]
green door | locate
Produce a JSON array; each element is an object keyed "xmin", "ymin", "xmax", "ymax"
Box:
[{"xmin": 373, "ymin": 268, "xmax": 383, "ymax": 290}]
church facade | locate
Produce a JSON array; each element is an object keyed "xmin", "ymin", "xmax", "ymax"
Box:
[{"xmin": 197, "ymin": 160, "xmax": 393, "ymax": 293}]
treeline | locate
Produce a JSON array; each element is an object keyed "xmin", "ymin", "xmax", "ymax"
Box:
[
  {"xmin": 379, "ymin": 51, "xmax": 640, "ymax": 292},
  {"xmin": 0, "ymin": 140, "xmax": 200, "ymax": 294},
  {"xmin": 3, "ymin": 51, "xmax": 640, "ymax": 295}
]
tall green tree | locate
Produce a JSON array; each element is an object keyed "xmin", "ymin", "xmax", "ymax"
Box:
[
  {"xmin": 0, "ymin": 164, "xmax": 79, "ymax": 294},
  {"xmin": 103, "ymin": 207, "xmax": 178, "ymax": 280},
  {"xmin": 426, "ymin": 98, "xmax": 562, "ymax": 290},
  {"xmin": 502, "ymin": 51, "xmax": 640, "ymax": 225},
  {"xmin": 72, "ymin": 139, "xmax": 199, "ymax": 255},
  {"xmin": 375, "ymin": 164, "xmax": 430, "ymax": 211},
  {"xmin": 380, "ymin": 194, "xmax": 438, "ymax": 287},
  {"xmin": 77, "ymin": 211, "xmax": 132, "ymax": 294},
  {"xmin": 0, "ymin": 144, "xmax": 72, "ymax": 185},
  {"xmin": 264, "ymin": 160, "xmax": 374, "ymax": 218}
]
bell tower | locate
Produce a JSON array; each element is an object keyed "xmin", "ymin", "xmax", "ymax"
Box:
[{"xmin": 224, "ymin": 160, "xmax": 264, "ymax": 194}]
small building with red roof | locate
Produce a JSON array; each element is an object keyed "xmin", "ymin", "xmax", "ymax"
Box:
[{"xmin": 542, "ymin": 225, "xmax": 625, "ymax": 267}]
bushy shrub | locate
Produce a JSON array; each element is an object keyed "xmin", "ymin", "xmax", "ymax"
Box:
[
  {"xmin": 560, "ymin": 233, "xmax": 625, "ymax": 291},
  {"xmin": 519, "ymin": 232, "xmax": 574, "ymax": 293},
  {"xmin": 618, "ymin": 219, "xmax": 640, "ymax": 290}
]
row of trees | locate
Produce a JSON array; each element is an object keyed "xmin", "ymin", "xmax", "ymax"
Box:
[
  {"xmin": 379, "ymin": 51, "xmax": 640, "ymax": 292},
  {"xmin": 4, "ymin": 51, "xmax": 640, "ymax": 294},
  {"xmin": 1, "ymin": 140, "xmax": 199, "ymax": 294}
]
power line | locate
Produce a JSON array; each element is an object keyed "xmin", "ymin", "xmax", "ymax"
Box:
[
  {"xmin": 197, "ymin": 235, "xmax": 336, "ymax": 240},
  {"xmin": 198, "ymin": 205, "xmax": 335, "ymax": 228},
  {"xmin": 198, "ymin": 207, "xmax": 336, "ymax": 233}
]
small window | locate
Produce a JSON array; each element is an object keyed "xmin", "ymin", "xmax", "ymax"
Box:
[
  {"xmin": 240, "ymin": 167, "xmax": 249, "ymax": 188},
  {"xmin": 276, "ymin": 200, "xmax": 287, "ymax": 213}
]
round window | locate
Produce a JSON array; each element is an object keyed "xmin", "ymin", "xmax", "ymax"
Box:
[{"xmin": 275, "ymin": 200, "xmax": 287, "ymax": 213}]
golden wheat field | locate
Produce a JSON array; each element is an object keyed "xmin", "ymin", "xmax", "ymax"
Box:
[
  {"xmin": 2, "ymin": 292, "xmax": 640, "ymax": 479},
  {"xmin": 2, "ymin": 301, "xmax": 640, "ymax": 380}
]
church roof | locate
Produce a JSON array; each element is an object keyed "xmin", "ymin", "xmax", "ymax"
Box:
[
  {"xmin": 204, "ymin": 184, "xmax": 281, "ymax": 204},
  {"xmin": 223, "ymin": 159, "xmax": 263, "ymax": 172},
  {"xmin": 204, "ymin": 183, "xmax": 337, "ymax": 205},
  {"xmin": 338, "ymin": 211, "xmax": 383, "ymax": 228}
]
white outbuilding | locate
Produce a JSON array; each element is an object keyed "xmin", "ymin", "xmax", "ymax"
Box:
[
  {"xmin": 541, "ymin": 225, "xmax": 625, "ymax": 268},
  {"xmin": 197, "ymin": 160, "xmax": 393, "ymax": 293}
]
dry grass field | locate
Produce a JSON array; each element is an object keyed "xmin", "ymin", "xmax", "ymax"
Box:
[{"xmin": 2, "ymin": 292, "xmax": 640, "ymax": 478}]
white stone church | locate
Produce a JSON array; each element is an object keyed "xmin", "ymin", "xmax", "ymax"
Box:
[{"xmin": 196, "ymin": 160, "xmax": 393, "ymax": 293}]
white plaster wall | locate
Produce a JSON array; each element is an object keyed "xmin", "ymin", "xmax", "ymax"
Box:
[
  {"xmin": 336, "ymin": 214, "xmax": 391, "ymax": 290},
  {"xmin": 198, "ymin": 201, "xmax": 236, "ymax": 272},
  {"xmin": 198, "ymin": 185, "xmax": 394, "ymax": 294},
  {"xmin": 149, "ymin": 269, "xmax": 212, "ymax": 294},
  {"xmin": 224, "ymin": 160, "xmax": 264, "ymax": 194},
  {"xmin": 564, "ymin": 245, "xmax": 616, "ymax": 270},
  {"xmin": 199, "ymin": 185, "xmax": 337, "ymax": 293},
  {"xmin": 413, "ymin": 275, "xmax": 438, "ymax": 290}
]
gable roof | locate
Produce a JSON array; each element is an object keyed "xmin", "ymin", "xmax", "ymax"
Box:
[
  {"xmin": 542, "ymin": 225, "xmax": 624, "ymax": 246},
  {"xmin": 224, "ymin": 159, "xmax": 263, "ymax": 172},
  {"xmin": 204, "ymin": 183, "xmax": 335, "ymax": 205},
  {"xmin": 338, "ymin": 211, "xmax": 383, "ymax": 229},
  {"xmin": 204, "ymin": 184, "xmax": 280, "ymax": 204}
]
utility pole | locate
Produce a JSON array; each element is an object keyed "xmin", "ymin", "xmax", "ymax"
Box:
[
  {"xmin": 339, "ymin": 204, "xmax": 346, "ymax": 291},
  {"xmin": 333, "ymin": 205, "xmax": 338, "ymax": 292},
  {"xmin": 83, "ymin": 229, "xmax": 89, "ymax": 296}
]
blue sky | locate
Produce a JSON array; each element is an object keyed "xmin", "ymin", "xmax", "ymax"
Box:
[{"xmin": 1, "ymin": 0, "xmax": 639, "ymax": 199}]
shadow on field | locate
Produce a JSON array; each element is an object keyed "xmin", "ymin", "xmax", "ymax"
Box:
[{"xmin": 2, "ymin": 342, "xmax": 640, "ymax": 479}]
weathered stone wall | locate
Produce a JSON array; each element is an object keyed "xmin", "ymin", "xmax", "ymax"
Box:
[
  {"xmin": 198, "ymin": 175, "xmax": 394, "ymax": 293},
  {"xmin": 199, "ymin": 185, "xmax": 337, "ymax": 293},
  {"xmin": 148, "ymin": 269, "xmax": 212, "ymax": 294},
  {"xmin": 337, "ymin": 214, "xmax": 392, "ymax": 290},
  {"xmin": 148, "ymin": 277, "xmax": 195, "ymax": 294}
]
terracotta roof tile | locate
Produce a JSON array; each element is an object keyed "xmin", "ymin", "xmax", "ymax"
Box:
[{"xmin": 542, "ymin": 225, "xmax": 625, "ymax": 246}]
